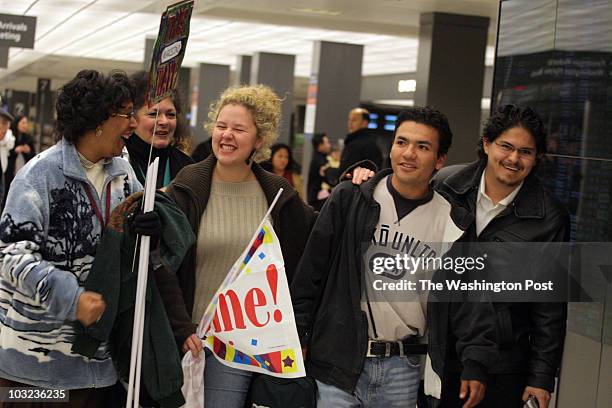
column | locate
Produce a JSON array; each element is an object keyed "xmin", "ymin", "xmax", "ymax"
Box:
[
  {"xmin": 301, "ymin": 41, "xmax": 364, "ymax": 186},
  {"xmin": 35, "ymin": 78, "xmax": 53, "ymax": 151},
  {"xmin": 235, "ymin": 55, "xmax": 252, "ymax": 85},
  {"xmin": 250, "ymin": 52, "xmax": 295, "ymax": 144},
  {"xmin": 0, "ymin": 47, "xmax": 8, "ymax": 68},
  {"xmin": 415, "ymin": 12, "xmax": 489, "ymax": 164},
  {"xmin": 143, "ymin": 37, "xmax": 156, "ymax": 70},
  {"xmin": 193, "ymin": 63, "xmax": 230, "ymax": 144}
]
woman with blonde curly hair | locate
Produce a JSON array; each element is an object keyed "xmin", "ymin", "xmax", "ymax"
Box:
[{"xmin": 160, "ymin": 85, "xmax": 316, "ymax": 407}]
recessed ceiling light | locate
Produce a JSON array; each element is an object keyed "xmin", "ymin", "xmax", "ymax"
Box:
[{"xmin": 288, "ymin": 8, "xmax": 342, "ymax": 16}]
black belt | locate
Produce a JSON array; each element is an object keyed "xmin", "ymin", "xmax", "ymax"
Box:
[{"xmin": 366, "ymin": 338, "xmax": 428, "ymax": 358}]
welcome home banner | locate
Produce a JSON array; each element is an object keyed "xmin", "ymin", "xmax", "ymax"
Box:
[{"xmin": 200, "ymin": 219, "xmax": 306, "ymax": 378}]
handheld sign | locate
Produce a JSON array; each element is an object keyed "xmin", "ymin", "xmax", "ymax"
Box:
[{"xmin": 146, "ymin": 0, "xmax": 194, "ymax": 107}]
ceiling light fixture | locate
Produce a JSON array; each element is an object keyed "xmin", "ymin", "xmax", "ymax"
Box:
[
  {"xmin": 397, "ymin": 79, "xmax": 416, "ymax": 93},
  {"xmin": 289, "ymin": 7, "xmax": 342, "ymax": 16}
]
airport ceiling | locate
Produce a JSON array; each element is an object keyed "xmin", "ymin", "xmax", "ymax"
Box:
[{"xmin": 1, "ymin": 0, "xmax": 499, "ymax": 90}]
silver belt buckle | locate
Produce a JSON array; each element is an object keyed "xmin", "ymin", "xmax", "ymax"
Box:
[
  {"xmin": 366, "ymin": 340, "xmax": 375, "ymax": 357},
  {"xmin": 366, "ymin": 340, "xmax": 391, "ymax": 358}
]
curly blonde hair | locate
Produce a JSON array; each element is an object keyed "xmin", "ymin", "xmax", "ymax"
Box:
[{"xmin": 205, "ymin": 85, "xmax": 281, "ymax": 163}]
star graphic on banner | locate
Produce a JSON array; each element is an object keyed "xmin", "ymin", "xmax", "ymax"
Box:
[{"xmin": 282, "ymin": 356, "xmax": 294, "ymax": 368}]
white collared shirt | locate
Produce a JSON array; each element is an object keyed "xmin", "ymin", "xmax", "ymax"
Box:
[{"xmin": 476, "ymin": 170, "xmax": 523, "ymax": 236}]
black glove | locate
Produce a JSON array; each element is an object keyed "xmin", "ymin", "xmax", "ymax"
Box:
[{"xmin": 132, "ymin": 211, "xmax": 161, "ymax": 244}]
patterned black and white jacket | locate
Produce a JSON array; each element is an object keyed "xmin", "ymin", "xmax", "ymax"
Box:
[{"xmin": 0, "ymin": 139, "xmax": 141, "ymax": 389}]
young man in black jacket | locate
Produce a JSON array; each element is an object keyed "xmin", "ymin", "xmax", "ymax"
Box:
[
  {"xmin": 434, "ymin": 105, "xmax": 570, "ymax": 408},
  {"xmin": 291, "ymin": 107, "xmax": 498, "ymax": 408}
]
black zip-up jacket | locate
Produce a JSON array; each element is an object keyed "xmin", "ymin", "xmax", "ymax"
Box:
[
  {"xmin": 290, "ymin": 169, "xmax": 499, "ymax": 394},
  {"xmin": 434, "ymin": 159, "xmax": 570, "ymax": 392}
]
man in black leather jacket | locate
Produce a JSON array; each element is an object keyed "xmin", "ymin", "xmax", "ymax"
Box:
[{"xmin": 434, "ymin": 105, "xmax": 570, "ymax": 408}]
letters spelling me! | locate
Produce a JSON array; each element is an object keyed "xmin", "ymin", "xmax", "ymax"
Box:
[{"xmin": 209, "ymin": 265, "xmax": 284, "ymax": 333}]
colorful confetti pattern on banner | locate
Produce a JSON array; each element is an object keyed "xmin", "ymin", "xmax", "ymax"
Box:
[
  {"xmin": 206, "ymin": 336, "xmax": 299, "ymax": 374},
  {"xmin": 240, "ymin": 224, "xmax": 274, "ymax": 271}
]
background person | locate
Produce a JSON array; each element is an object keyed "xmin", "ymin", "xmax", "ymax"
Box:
[
  {"xmin": 124, "ymin": 70, "xmax": 193, "ymax": 189},
  {"xmin": 4, "ymin": 114, "xmax": 36, "ymax": 207},
  {"xmin": 306, "ymin": 132, "xmax": 331, "ymax": 209},
  {"xmin": 260, "ymin": 142, "xmax": 304, "ymax": 199},
  {"xmin": 339, "ymin": 107, "xmax": 383, "ymax": 176},
  {"xmin": 0, "ymin": 108, "xmax": 15, "ymax": 206},
  {"xmin": 0, "ymin": 69, "xmax": 142, "ymax": 407},
  {"xmin": 160, "ymin": 85, "xmax": 316, "ymax": 408}
]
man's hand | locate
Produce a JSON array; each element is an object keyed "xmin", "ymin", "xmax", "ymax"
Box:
[
  {"xmin": 182, "ymin": 333, "xmax": 203, "ymax": 357},
  {"xmin": 459, "ymin": 380, "xmax": 486, "ymax": 408},
  {"xmin": 76, "ymin": 291, "xmax": 106, "ymax": 327},
  {"xmin": 347, "ymin": 167, "xmax": 375, "ymax": 185},
  {"xmin": 523, "ymin": 386, "xmax": 550, "ymax": 408}
]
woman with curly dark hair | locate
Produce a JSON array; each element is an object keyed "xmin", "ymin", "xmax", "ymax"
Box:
[
  {"xmin": 124, "ymin": 70, "xmax": 193, "ymax": 188},
  {"xmin": 0, "ymin": 69, "xmax": 142, "ymax": 406}
]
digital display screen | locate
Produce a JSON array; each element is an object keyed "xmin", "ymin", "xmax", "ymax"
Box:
[{"xmin": 368, "ymin": 113, "xmax": 379, "ymax": 129}]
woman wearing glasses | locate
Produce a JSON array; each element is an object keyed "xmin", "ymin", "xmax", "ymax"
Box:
[
  {"xmin": 0, "ymin": 69, "xmax": 142, "ymax": 406},
  {"xmin": 124, "ymin": 70, "xmax": 193, "ymax": 189}
]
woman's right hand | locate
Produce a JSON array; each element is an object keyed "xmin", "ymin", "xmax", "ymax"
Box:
[
  {"xmin": 182, "ymin": 333, "xmax": 204, "ymax": 357},
  {"xmin": 76, "ymin": 291, "xmax": 106, "ymax": 327}
]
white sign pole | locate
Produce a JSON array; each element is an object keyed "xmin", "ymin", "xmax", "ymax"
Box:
[{"xmin": 126, "ymin": 157, "xmax": 159, "ymax": 408}]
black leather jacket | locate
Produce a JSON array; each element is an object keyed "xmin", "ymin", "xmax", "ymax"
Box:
[
  {"xmin": 292, "ymin": 169, "xmax": 499, "ymax": 394},
  {"xmin": 434, "ymin": 159, "xmax": 570, "ymax": 392}
]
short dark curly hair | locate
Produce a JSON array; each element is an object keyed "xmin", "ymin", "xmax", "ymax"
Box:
[
  {"xmin": 478, "ymin": 104, "xmax": 546, "ymax": 158},
  {"xmin": 56, "ymin": 70, "xmax": 134, "ymax": 144},
  {"xmin": 394, "ymin": 106, "xmax": 453, "ymax": 156},
  {"xmin": 130, "ymin": 70, "xmax": 191, "ymax": 152}
]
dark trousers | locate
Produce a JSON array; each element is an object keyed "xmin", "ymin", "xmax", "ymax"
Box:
[
  {"xmin": 438, "ymin": 371, "xmax": 527, "ymax": 408},
  {"xmin": 0, "ymin": 378, "xmax": 124, "ymax": 408}
]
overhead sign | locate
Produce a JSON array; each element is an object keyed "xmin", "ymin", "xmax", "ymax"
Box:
[
  {"xmin": 146, "ymin": 0, "xmax": 193, "ymax": 106},
  {"xmin": 0, "ymin": 14, "xmax": 36, "ymax": 49}
]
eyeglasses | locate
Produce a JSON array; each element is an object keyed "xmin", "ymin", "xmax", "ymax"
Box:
[
  {"xmin": 112, "ymin": 111, "xmax": 136, "ymax": 120},
  {"xmin": 494, "ymin": 141, "xmax": 536, "ymax": 159}
]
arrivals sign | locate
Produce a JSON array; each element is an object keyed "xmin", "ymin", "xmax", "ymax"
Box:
[
  {"xmin": 0, "ymin": 14, "xmax": 36, "ymax": 49},
  {"xmin": 146, "ymin": 0, "xmax": 193, "ymax": 106}
]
